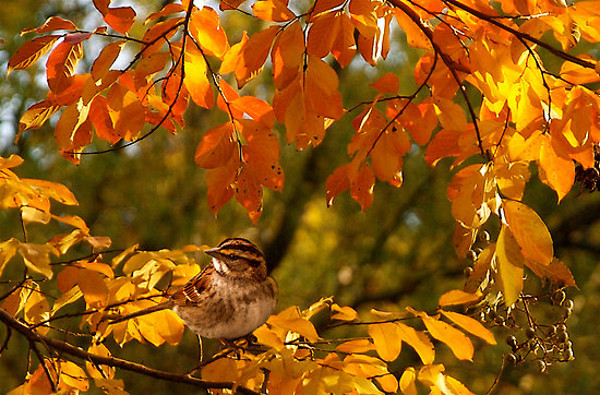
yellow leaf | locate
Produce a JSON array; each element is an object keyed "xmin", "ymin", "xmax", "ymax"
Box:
[
  {"xmin": 433, "ymin": 97, "xmax": 467, "ymax": 132},
  {"xmin": 268, "ymin": 306, "xmax": 320, "ymax": 342},
  {"xmin": 396, "ymin": 322, "xmax": 435, "ymax": 365},
  {"xmin": 52, "ymin": 286, "xmax": 83, "ymax": 314},
  {"xmin": 184, "ymin": 46, "xmax": 214, "ymax": 109},
  {"xmin": 368, "ymin": 322, "xmax": 401, "ymax": 361},
  {"xmin": 18, "ymin": 242, "xmax": 55, "ymax": 279},
  {"xmin": 202, "ymin": 358, "xmax": 239, "ymax": 383},
  {"xmin": 438, "ymin": 289, "xmax": 481, "ymax": 307},
  {"xmin": 0, "ymin": 238, "xmax": 19, "ymax": 278},
  {"xmin": 496, "ymin": 225, "xmax": 524, "ymax": 307},
  {"xmin": 418, "ymin": 364, "xmax": 445, "ymax": 388},
  {"xmin": 336, "ymin": 339, "xmax": 375, "ymax": 354},
  {"xmin": 399, "ymin": 367, "xmax": 418, "ymax": 395},
  {"xmin": 445, "ymin": 374, "xmax": 476, "ymax": 395},
  {"xmin": 155, "ymin": 310, "xmax": 184, "ymax": 345},
  {"xmin": 441, "ymin": 311, "xmax": 496, "ymax": 345},
  {"xmin": 526, "ymin": 257, "xmax": 578, "ymax": 288},
  {"xmin": 24, "ymin": 282, "xmax": 50, "ymax": 335},
  {"xmin": 254, "ymin": 324, "xmax": 285, "ymax": 349},
  {"xmin": 331, "ymin": 304, "xmax": 359, "ymax": 321},
  {"xmin": 92, "ymin": 378, "xmax": 127, "ymax": 394},
  {"xmin": 421, "ymin": 315, "xmax": 474, "ymax": 361},
  {"xmin": 503, "ymin": 200, "xmax": 553, "ymax": 265},
  {"xmin": 60, "ymin": 360, "xmax": 89, "ymax": 391},
  {"xmin": 539, "ymin": 133, "xmax": 574, "ymax": 201}
]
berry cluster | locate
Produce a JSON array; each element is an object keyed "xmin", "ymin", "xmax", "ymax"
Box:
[{"xmin": 575, "ymin": 144, "xmax": 600, "ymax": 192}]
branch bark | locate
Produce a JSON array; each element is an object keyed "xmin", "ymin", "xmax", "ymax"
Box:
[{"xmin": 0, "ymin": 308, "xmax": 260, "ymax": 395}]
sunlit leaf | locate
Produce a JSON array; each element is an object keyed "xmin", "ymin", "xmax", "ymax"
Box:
[
  {"xmin": 420, "ymin": 314, "xmax": 474, "ymax": 361},
  {"xmin": 441, "ymin": 311, "xmax": 496, "ymax": 345},
  {"xmin": 399, "ymin": 367, "xmax": 418, "ymax": 395},
  {"xmin": 438, "ymin": 289, "xmax": 481, "ymax": 307},
  {"xmin": 503, "ymin": 200, "xmax": 553, "ymax": 266},
  {"xmin": 496, "ymin": 225, "xmax": 524, "ymax": 307},
  {"xmin": 8, "ymin": 35, "xmax": 60, "ymax": 73},
  {"xmin": 368, "ymin": 322, "xmax": 402, "ymax": 361},
  {"xmin": 396, "ymin": 322, "xmax": 435, "ymax": 365},
  {"xmin": 253, "ymin": 0, "xmax": 295, "ymax": 22}
]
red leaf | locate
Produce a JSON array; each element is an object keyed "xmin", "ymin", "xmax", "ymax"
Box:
[
  {"xmin": 326, "ymin": 163, "xmax": 351, "ymax": 207},
  {"xmin": 235, "ymin": 166, "xmax": 264, "ymax": 223}
]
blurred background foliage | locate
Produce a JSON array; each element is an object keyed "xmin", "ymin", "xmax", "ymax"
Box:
[{"xmin": 1, "ymin": 1, "xmax": 599, "ymax": 394}]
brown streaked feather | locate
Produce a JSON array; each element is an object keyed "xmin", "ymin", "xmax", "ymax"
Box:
[{"xmin": 171, "ymin": 264, "xmax": 213, "ymax": 306}]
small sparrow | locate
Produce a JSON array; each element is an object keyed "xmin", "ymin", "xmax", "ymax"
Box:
[{"xmin": 110, "ymin": 238, "xmax": 277, "ymax": 339}]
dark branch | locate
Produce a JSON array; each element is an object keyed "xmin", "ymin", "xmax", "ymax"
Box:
[{"xmin": 0, "ymin": 308, "xmax": 260, "ymax": 395}]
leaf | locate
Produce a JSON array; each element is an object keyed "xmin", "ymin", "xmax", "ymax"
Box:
[
  {"xmin": 21, "ymin": 16, "xmax": 77, "ymax": 35},
  {"xmin": 350, "ymin": 164, "xmax": 375, "ymax": 211},
  {"xmin": 93, "ymin": 0, "xmax": 136, "ymax": 34},
  {"xmin": 24, "ymin": 178, "xmax": 78, "ymax": 205},
  {"xmin": 336, "ymin": 339, "xmax": 375, "ymax": 354},
  {"xmin": 18, "ymin": 243, "xmax": 55, "ymax": 279},
  {"xmin": 526, "ymin": 258, "xmax": 577, "ymax": 288},
  {"xmin": 91, "ymin": 41, "xmax": 124, "ymax": 81},
  {"xmin": 195, "ymin": 123, "xmax": 235, "ymax": 168},
  {"xmin": 420, "ymin": 314, "xmax": 474, "ymax": 361},
  {"xmin": 0, "ymin": 238, "xmax": 19, "ymax": 278},
  {"xmin": 106, "ymin": 83, "xmax": 145, "ymax": 141},
  {"xmin": 190, "ymin": 7, "xmax": 229, "ymax": 59},
  {"xmin": 78, "ymin": 269, "xmax": 109, "ymax": 308},
  {"xmin": 23, "ymin": 282, "xmax": 50, "ymax": 335},
  {"xmin": 396, "ymin": 322, "xmax": 435, "ymax": 365},
  {"xmin": 326, "ymin": 164, "xmax": 351, "ymax": 206},
  {"xmin": 539, "ymin": 134, "xmax": 575, "ymax": 201},
  {"xmin": 331, "ymin": 304, "xmax": 359, "ymax": 321},
  {"xmin": 368, "ymin": 322, "xmax": 402, "ymax": 361},
  {"xmin": 18, "ymin": 100, "xmax": 62, "ymax": 132},
  {"xmin": 370, "ymin": 72, "xmax": 399, "ymax": 94},
  {"xmin": 60, "ymin": 360, "xmax": 89, "ymax": 391},
  {"xmin": 496, "ymin": 225, "xmax": 524, "ymax": 307},
  {"xmin": 438, "ymin": 289, "xmax": 481, "ymax": 307},
  {"xmin": 441, "ymin": 311, "xmax": 496, "ymax": 345},
  {"xmin": 268, "ymin": 306, "xmax": 319, "ymax": 342},
  {"xmin": 399, "ymin": 367, "xmax": 418, "ymax": 395},
  {"xmin": 46, "ymin": 33, "xmax": 90, "ymax": 93},
  {"xmin": 253, "ymin": 0, "xmax": 296, "ymax": 22},
  {"xmin": 231, "ymin": 96, "xmax": 275, "ymax": 128},
  {"xmin": 234, "ymin": 26, "xmax": 279, "ymax": 87},
  {"xmin": 503, "ymin": 200, "xmax": 553, "ymax": 265},
  {"xmin": 8, "ymin": 35, "xmax": 60, "ymax": 73},
  {"xmin": 184, "ymin": 46, "xmax": 215, "ymax": 109},
  {"xmin": 433, "ymin": 97, "xmax": 468, "ymax": 131}
]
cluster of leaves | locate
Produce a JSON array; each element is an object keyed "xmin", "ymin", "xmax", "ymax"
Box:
[
  {"xmin": 1, "ymin": 155, "xmax": 496, "ymax": 394},
  {"xmin": 3, "ymin": 0, "xmax": 598, "ymax": 392}
]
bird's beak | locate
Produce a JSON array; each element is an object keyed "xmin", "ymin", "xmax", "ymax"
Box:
[{"xmin": 204, "ymin": 247, "xmax": 221, "ymax": 258}]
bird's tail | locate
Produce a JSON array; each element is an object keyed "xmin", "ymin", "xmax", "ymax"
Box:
[{"xmin": 108, "ymin": 300, "xmax": 175, "ymax": 325}]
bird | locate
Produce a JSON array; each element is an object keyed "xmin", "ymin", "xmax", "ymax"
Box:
[{"xmin": 109, "ymin": 238, "xmax": 278, "ymax": 339}]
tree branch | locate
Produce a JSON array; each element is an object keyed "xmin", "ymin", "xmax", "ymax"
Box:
[{"xmin": 0, "ymin": 308, "xmax": 260, "ymax": 395}]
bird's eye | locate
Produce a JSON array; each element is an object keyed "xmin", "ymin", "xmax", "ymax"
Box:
[{"xmin": 228, "ymin": 254, "xmax": 240, "ymax": 260}]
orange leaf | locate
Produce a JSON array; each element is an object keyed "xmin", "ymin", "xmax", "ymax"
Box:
[
  {"xmin": 396, "ymin": 322, "xmax": 435, "ymax": 365},
  {"xmin": 368, "ymin": 322, "xmax": 402, "ymax": 361},
  {"xmin": 231, "ymin": 96, "xmax": 275, "ymax": 128},
  {"xmin": 235, "ymin": 165, "xmax": 264, "ymax": 223},
  {"xmin": 21, "ymin": 16, "xmax": 77, "ymax": 35},
  {"xmin": 307, "ymin": 12, "xmax": 339, "ymax": 59},
  {"xmin": 394, "ymin": 8, "xmax": 432, "ymax": 49},
  {"xmin": 46, "ymin": 34, "xmax": 90, "ymax": 92},
  {"xmin": 421, "ymin": 314, "xmax": 474, "ymax": 361},
  {"xmin": 190, "ymin": 7, "xmax": 229, "ymax": 59},
  {"xmin": 219, "ymin": 31, "xmax": 248, "ymax": 75},
  {"xmin": 91, "ymin": 41, "xmax": 124, "ymax": 81},
  {"xmin": 89, "ymin": 96, "xmax": 120, "ymax": 144},
  {"xmin": 399, "ymin": 367, "xmax": 418, "ymax": 395},
  {"xmin": 106, "ymin": 83, "xmax": 145, "ymax": 141},
  {"xmin": 78, "ymin": 269, "xmax": 109, "ymax": 308},
  {"xmin": 438, "ymin": 289, "xmax": 481, "ymax": 307},
  {"xmin": 195, "ymin": 123, "xmax": 236, "ymax": 168},
  {"xmin": 350, "ymin": 164, "xmax": 375, "ymax": 211},
  {"xmin": 496, "ymin": 225, "xmax": 524, "ymax": 307},
  {"xmin": 441, "ymin": 311, "xmax": 496, "ymax": 345},
  {"xmin": 240, "ymin": 121, "xmax": 284, "ymax": 191},
  {"xmin": 326, "ymin": 163, "xmax": 351, "ymax": 207},
  {"xmin": 253, "ymin": 0, "xmax": 296, "ymax": 22},
  {"xmin": 268, "ymin": 306, "xmax": 319, "ymax": 342},
  {"xmin": 93, "ymin": 0, "xmax": 135, "ymax": 34},
  {"xmin": 370, "ymin": 72, "xmax": 399, "ymax": 94},
  {"xmin": 272, "ymin": 20, "xmax": 303, "ymax": 89},
  {"xmin": 539, "ymin": 134, "xmax": 574, "ymax": 201},
  {"xmin": 503, "ymin": 200, "xmax": 553, "ymax": 266},
  {"xmin": 8, "ymin": 35, "xmax": 60, "ymax": 73},
  {"xmin": 235, "ymin": 26, "xmax": 279, "ymax": 87},
  {"xmin": 433, "ymin": 97, "xmax": 467, "ymax": 131}
]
